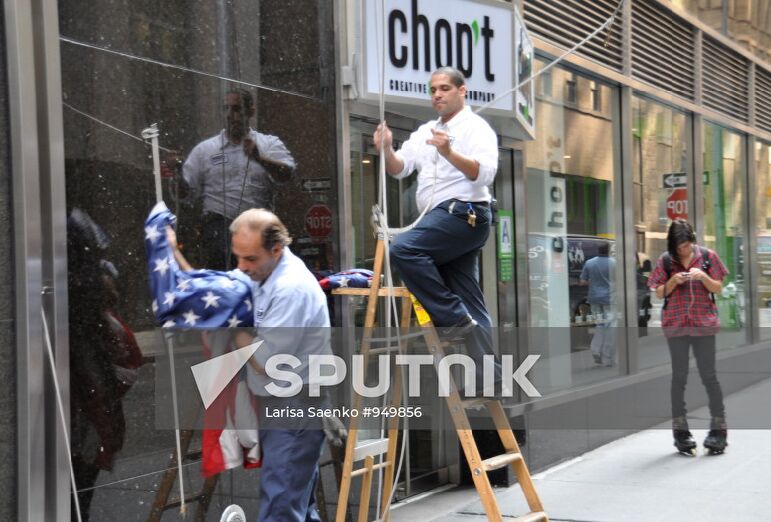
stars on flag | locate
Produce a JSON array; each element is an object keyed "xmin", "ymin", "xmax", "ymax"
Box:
[
  {"xmin": 201, "ymin": 291, "xmax": 222, "ymax": 309},
  {"xmin": 145, "ymin": 204, "xmax": 254, "ymax": 328},
  {"xmin": 162, "ymin": 292, "xmax": 176, "ymax": 307},
  {"xmin": 145, "ymin": 224, "xmax": 162, "ymax": 243},
  {"xmin": 154, "ymin": 256, "xmax": 171, "ymax": 277},
  {"xmin": 183, "ymin": 309, "xmax": 201, "ymax": 326}
]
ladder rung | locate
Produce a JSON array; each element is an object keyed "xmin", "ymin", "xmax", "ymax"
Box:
[
  {"xmin": 353, "ymin": 437, "xmax": 390, "ymax": 462},
  {"xmin": 369, "ymin": 345, "xmax": 403, "ymax": 355},
  {"xmin": 460, "ymin": 397, "xmax": 496, "ymax": 408},
  {"xmin": 367, "ymin": 331, "xmax": 427, "ymax": 343},
  {"xmin": 482, "ymin": 451, "xmax": 522, "ymax": 472},
  {"xmin": 513, "ymin": 512, "xmax": 549, "ymax": 522},
  {"xmin": 332, "ymin": 287, "xmax": 412, "ymax": 297},
  {"xmin": 161, "ymin": 492, "xmax": 209, "ymax": 510},
  {"xmin": 350, "ymin": 460, "xmax": 390, "ymax": 477}
]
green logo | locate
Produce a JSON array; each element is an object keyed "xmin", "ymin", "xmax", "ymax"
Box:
[{"xmin": 471, "ymin": 19, "xmax": 480, "ymax": 46}]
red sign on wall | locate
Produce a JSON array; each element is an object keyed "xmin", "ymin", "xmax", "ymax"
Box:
[
  {"xmin": 305, "ymin": 204, "xmax": 333, "ymax": 239},
  {"xmin": 666, "ymin": 188, "xmax": 688, "ymax": 221}
]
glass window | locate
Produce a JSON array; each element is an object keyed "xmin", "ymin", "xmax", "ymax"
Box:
[
  {"xmin": 540, "ymin": 69, "xmax": 553, "ymax": 98},
  {"xmin": 703, "ymin": 122, "xmax": 748, "ymax": 349},
  {"xmin": 525, "ymin": 59, "xmax": 622, "ymax": 394},
  {"xmin": 756, "ymin": 141, "xmax": 771, "ymax": 335},
  {"xmin": 753, "ymin": 142, "xmax": 771, "ymax": 341},
  {"xmin": 565, "ymin": 78, "xmax": 577, "ymax": 104},
  {"xmin": 631, "ymin": 96, "xmax": 688, "ymax": 369},
  {"xmin": 591, "ymin": 81, "xmax": 601, "ymax": 112},
  {"xmin": 59, "ymin": 1, "xmax": 338, "ymax": 518}
]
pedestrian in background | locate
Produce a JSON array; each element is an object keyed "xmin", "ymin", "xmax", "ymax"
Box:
[
  {"xmin": 579, "ymin": 241, "xmax": 617, "ymax": 367},
  {"xmin": 648, "ymin": 219, "xmax": 728, "ymax": 455}
]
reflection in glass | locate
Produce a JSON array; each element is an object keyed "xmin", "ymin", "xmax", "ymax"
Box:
[
  {"xmin": 755, "ymin": 141, "xmax": 771, "ymax": 335},
  {"xmin": 631, "ymin": 96, "xmax": 688, "ymax": 368},
  {"xmin": 68, "ymin": 208, "xmax": 144, "ymax": 519},
  {"xmin": 179, "ymin": 88, "xmax": 296, "ymax": 271},
  {"xmin": 525, "ymin": 59, "xmax": 621, "ymax": 394},
  {"xmin": 703, "ymin": 122, "xmax": 747, "ymax": 349},
  {"xmin": 59, "ymin": 0, "xmax": 338, "ymax": 518}
]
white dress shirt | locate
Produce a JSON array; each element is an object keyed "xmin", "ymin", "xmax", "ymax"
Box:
[{"xmin": 393, "ymin": 106, "xmax": 498, "ymax": 212}]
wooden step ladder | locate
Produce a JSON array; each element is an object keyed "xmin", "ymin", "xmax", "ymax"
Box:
[
  {"xmin": 333, "ymin": 238, "xmax": 548, "ymax": 522},
  {"xmin": 147, "ymin": 429, "xmax": 219, "ymax": 521}
]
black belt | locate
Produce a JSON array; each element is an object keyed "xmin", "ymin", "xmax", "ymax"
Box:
[{"xmin": 448, "ymin": 199, "xmax": 489, "ymax": 207}]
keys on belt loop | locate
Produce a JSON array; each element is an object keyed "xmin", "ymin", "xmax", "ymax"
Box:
[{"xmin": 466, "ymin": 203, "xmax": 476, "ymax": 227}]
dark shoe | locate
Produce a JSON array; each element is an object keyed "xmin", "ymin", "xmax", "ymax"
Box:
[
  {"xmin": 439, "ymin": 315, "xmax": 477, "ymax": 341},
  {"xmin": 672, "ymin": 416, "xmax": 696, "ymax": 456},
  {"xmin": 704, "ymin": 417, "xmax": 728, "ymax": 455}
]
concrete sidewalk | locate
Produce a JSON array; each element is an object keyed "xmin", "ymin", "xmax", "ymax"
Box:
[{"xmin": 389, "ymin": 379, "xmax": 771, "ymax": 522}]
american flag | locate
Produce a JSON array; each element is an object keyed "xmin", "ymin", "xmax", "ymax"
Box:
[{"xmin": 144, "ymin": 202, "xmax": 254, "ymax": 328}]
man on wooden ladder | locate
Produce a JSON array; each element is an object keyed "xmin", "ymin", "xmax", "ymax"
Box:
[{"xmin": 374, "ymin": 66, "xmax": 501, "ymax": 395}]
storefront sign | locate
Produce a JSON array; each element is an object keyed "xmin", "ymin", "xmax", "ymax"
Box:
[
  {"xmin": 305, "ymin": 204, "xmax": 333, "ymax": 240},
  {"xmin": 361, "ymin": 0, "xmax": 534, "ymax": 135},
  {"xmin": 497, "ymin": 210, "xmax": 514, "ymax": 281}
]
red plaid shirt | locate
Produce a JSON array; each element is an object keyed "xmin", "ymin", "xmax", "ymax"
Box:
[{"xmin": 647, "ymin": 246, "xmax": 728, "ymax": 337}]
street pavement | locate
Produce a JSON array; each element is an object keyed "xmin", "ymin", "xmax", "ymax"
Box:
[{"xmin": 389, "ymin": 378, "xmax": 771, "ymax": 522}]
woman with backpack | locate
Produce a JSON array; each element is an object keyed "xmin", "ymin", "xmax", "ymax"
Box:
[{"xmin": 647, "ymin": 219, "xmax": 728, "ymax": 455}]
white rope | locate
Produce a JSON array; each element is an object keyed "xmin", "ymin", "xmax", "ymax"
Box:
[
  {"xmin": 473, "ymin": 0, "xmax": 626, "ymax": 116},
  {"xmin": 73, "ymin": 460, "xmax": 199, "ymax": 492},
  {"xmin": 41, "ymin": 310, "xmax": 83, "ymax": 522},
  {"xmin": 372, "ymin": 1, "xmax": 412, "ymax": 518},
  {"xmin": 60, "ymin": 37, "xmax": 316, "ymax": 102},
  {"xmin": 63, "ymin": 103, "xmax": 176, "ymax": 153}
]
